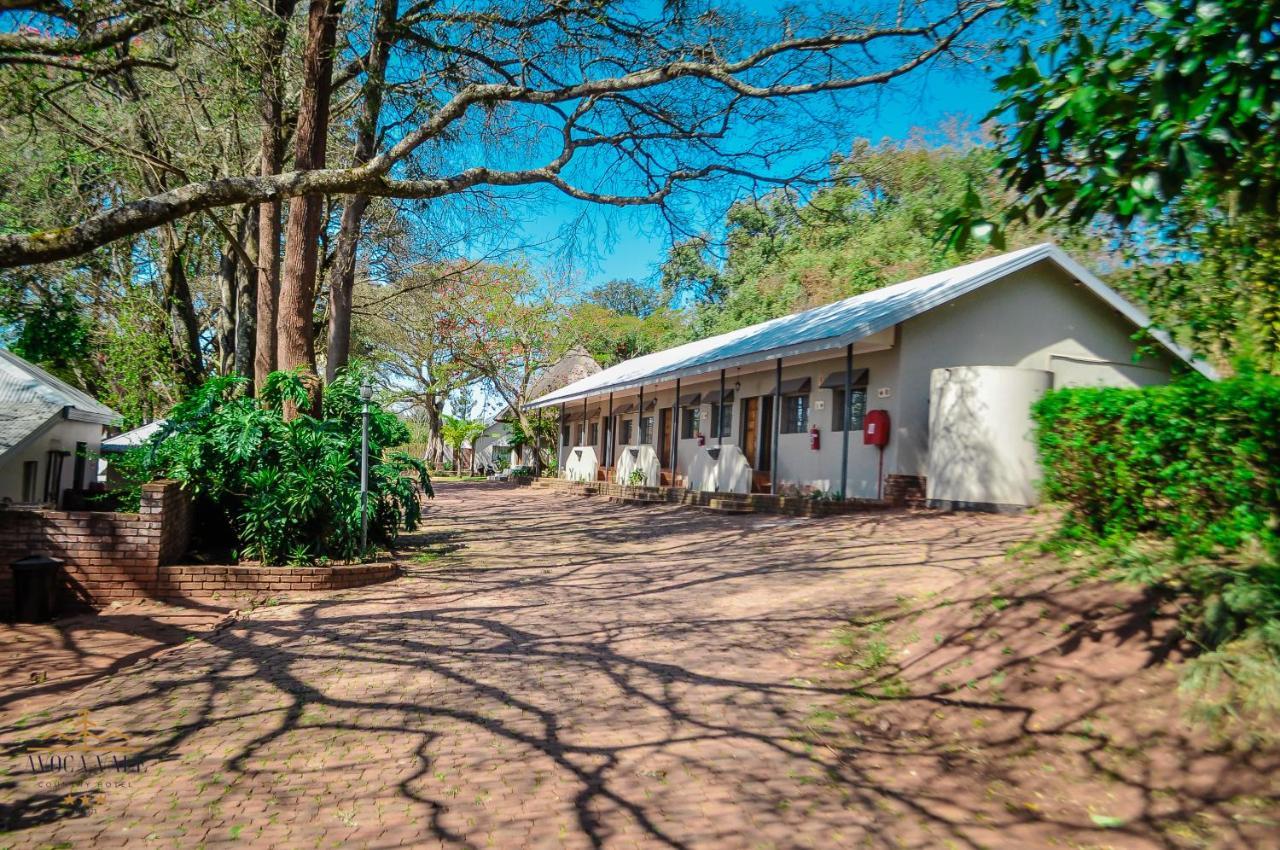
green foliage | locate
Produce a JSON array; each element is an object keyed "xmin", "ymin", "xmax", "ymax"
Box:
[
  {"xmin": 439, "ymin": 414, "xmax": 486, "ymax": 465},
  {"xmin": 946, "ymin": 0, "xmax": 1280, "ymax": 370},
  {"xmin": 0, "ymin": 281, "xmax": 90, "ymax": 380},
  {"xmin": 1033, "ymin": 374, "xmax": 1280, "ymax": 720},
  {"xmin": 663, "ymin": 137, "xmax": 1101, "ymax": 340},
  {"xmin": 119, "ymin": 366, "xmax": 432, "ymax": 565}
]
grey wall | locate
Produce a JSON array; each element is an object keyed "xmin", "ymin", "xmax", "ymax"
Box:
[{"xmin": 895, "ymin": 260, "xmax": 1177, "ymax": 478}]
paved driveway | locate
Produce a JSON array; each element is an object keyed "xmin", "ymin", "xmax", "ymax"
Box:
[{"xmin": 0, "ymin": 483, "xmax": 1031, "ymax": 849}]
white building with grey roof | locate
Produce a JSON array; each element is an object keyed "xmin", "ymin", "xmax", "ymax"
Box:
[
  {"xmin": 527, "ymin": 244, "xmax": 1213, "ymax": 511},
  {"xmin": 0, "ymin": 349, "xmax": 119, "ymax": 506}
]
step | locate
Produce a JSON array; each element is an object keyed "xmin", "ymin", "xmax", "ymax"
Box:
[
  {"xmin": 607, "ymin": 494, "xmax": 666, "ymax": 506},
  {"xmin": 706, "ymin": 499, "xmax": 755, "ymax": 514}
]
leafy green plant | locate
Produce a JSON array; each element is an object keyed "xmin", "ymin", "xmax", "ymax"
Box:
[
  {"xmin": 626, "ymin": 468, "xmax": 646, "ymax": 486},
  {"xmin": 1033, "ymin": 373, "xmax": 1280, "ymax": 721},
  {"xmin": 117, "ymin": 365, "xmax": 432, "ymax": 565}
]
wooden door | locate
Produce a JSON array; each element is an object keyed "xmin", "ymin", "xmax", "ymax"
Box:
[
  {"xmin": 741, "ymin": 397, "xmax": 759, "ymax": 467},
  {"xmin": 659, "ymin": 407, "xmax": 673, "ymax": 468}
]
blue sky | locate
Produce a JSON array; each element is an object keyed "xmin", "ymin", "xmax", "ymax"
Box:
[{"xmin": 502, "ymin": 40, "xmax": 1005, "ymax": 289}]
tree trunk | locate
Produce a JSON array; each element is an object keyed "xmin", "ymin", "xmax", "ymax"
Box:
[
  {"xmin": 325, "ymin": 0, "xmax": 396, "ymax": 382},
  {"xmin": 235, "ymin": 208, "xmax": 259, "ymax": 380},
  {"xmin": 216, "ymin": 240, "xmax": 237, "ymax": 375},
  {"xmin": 162, "ymin": 232, "xmax": 202, "ymax": 388},
  {"xmin": 254, "ymin": 0, "xmax": 297, "ymax": 394},
  {"xmin": 278, "ymin": 0, "xmax": 344, "ymax": 413}
]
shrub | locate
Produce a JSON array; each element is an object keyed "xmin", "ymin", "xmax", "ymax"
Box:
[
  {"xmin": 1033, "ymin": 373, "xmax": 1280, "ymax": 722},
  {"xmin": 117, "ymin": 367, "xmax": 431, "ymax": 565}
]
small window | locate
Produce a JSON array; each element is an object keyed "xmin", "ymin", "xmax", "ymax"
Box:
[
  {"xmin": 574, "ymin": 424, "xmax": 584, "ymax": 446},
  {"xmin": 562, "ymin": 424, "xmax": 571, "ymax": 447},
  {"xmin": 639, "ymin": 415, "xmax": 654, "ymax": 445},
  {"xmin": 681, "ymin": 406, "xmax": 701, "ymax": 437},
  {"xmin": 781, "ymin": 395, "xmax": 809, "ymax": 434},
  {"xmin": 21, "ymin": 461, "xmax": 38, "ymax": 503},
  {"xmin": 833, "ymin": 388, "xmax": 868, "ymax": 431},
  {"xmin": 620, "ymin": 419, "xmax": 634, "ymax": 444},
  {"xmin": 588, "ymin": 422, "xmax": 599, "ymax": 447},
  {"xmin": 710, "ymin": 403, "xmax": 732, "ymax": 438}
]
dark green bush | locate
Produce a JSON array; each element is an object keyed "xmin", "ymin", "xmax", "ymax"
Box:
[
  {"xmin": 1033, "ymin": 373, "xmax": 1280, "ymax": 722},
  {"xmin": 1034, "ymin": 374, "xmax": 1279, "ymax": 557},
  {"xmin": 117, "ymin": 367, "xmax": 431, "ymax": 565}
]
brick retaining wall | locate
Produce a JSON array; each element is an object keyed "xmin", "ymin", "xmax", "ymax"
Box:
[
  {"xmin": 0, "ymin": 480, "xmax": 192, "ymax": 616},
  {"xmin": 157, "ymin": 563, "xmax": 398, "ymax": 602},
  {"xmin": 528, "ymin": 478, "xmax": 891, "ymax": 517}
]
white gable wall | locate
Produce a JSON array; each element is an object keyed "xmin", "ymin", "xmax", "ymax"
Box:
[
  {"xmin": 0, "ymin": 418, "xmax": 105, "ymax": 505},
  {"xmin": 893, "ymin": 259, "xmax": 1177, "ymax": 480}
]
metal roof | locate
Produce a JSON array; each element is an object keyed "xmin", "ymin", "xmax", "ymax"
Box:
[
  {"xmin": 0, "ymin": 349, "xmax": 119, "ymax": 423},
  {"xmin": 527, "ymin": 243, "xmax": 1215, "ymax": 409},
  {"xmin": 101, "ymin": 419, "xmax": 166, "ymax": 453},
  {"xmin": 0, "ymin": 349, "xmax": 119, "ymax": 462}
]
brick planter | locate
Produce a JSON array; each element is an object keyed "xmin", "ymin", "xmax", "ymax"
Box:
[
  {"xmin": 157, "ymin": 562, "xmax": 398, "ymax": 601},
  {"xmin": 0, "ymin": 480, "xmax": 192, "ymax": 616}
]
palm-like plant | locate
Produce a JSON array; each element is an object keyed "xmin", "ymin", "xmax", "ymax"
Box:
[
  {"xmin": 117, "ymin": 365, "xmax": 431, "ymax": 565},
  {"xmin": 440, "ymin": 415, "xmax": 487, "ymax": 474}
]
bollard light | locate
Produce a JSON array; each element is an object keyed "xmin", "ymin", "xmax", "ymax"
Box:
[{"xmin": 360, "ymin": 381, "xmax": 372, "ymax": 557}]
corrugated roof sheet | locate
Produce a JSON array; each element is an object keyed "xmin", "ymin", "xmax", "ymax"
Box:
[
  {"xmin": 0, "ymin": 349, "xmax": 119, "ymax": 421},
  {"xmin": 101, "ymin": 419, "xmax": 166, "ymax": 452},
  {"xmin": 0, "ymin": 349, "xmax": 119, "ymax": 461},
  {"xmin": 528, "ymin": 243, "xmax": 1214, "ymax": 408}
]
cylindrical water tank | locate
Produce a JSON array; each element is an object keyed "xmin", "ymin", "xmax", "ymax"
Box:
[{"xmin": 926, "ymin": 366, "xmax": 1053, "ymax": 511}]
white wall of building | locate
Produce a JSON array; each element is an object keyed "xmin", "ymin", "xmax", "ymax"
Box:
[
  {"xmin": 894, "ymin": 261, "xmax": 1177, "ymax": 479},
  {"xmin": 0, "ymin": 418, "xmax": 105, "ymax": 505},
  {"xmin": 551, "ymin": 259, "xmax": 1181, "ymax": 501}
]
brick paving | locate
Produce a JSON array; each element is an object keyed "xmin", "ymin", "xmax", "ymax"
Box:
[{"xmin": 0, "ymin": 483, "xmax": 1033, "ymax": 849}]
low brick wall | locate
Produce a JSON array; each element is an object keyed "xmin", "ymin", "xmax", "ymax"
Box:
[
  {"xmin": 883, "ymin": 475, "xmax": 927, "ymax": 507},
  {"xmin": 157, "ymin": 562, "xmax": 398, "ymax": 601},
  {"xmin": 0, "ymin": 481, "xmax": 192, "ymax": 616},
  {"xmin": 531, "ymin": 478, "xmax": 890, "ymax": 517}
]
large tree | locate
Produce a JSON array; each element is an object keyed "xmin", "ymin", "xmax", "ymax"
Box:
[
  {"xmin": 945, "ymin": 0, "xmax": 1280, "ymax": 370},
  {"xmin": 1, "ymin": 0, "xmax": 1009, "ymax": 408}
]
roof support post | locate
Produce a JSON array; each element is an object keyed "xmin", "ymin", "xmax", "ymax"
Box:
[
  {"xmin": 535, "ymin": 408, "xmax": 543, "ymax": 477},
  {"xmin": 840, "ymin": 343, "xmax": 852, "ymax": 501},
  {"xmin": 639, "ymin": 386, "xmax": 644, "ymax": 443},
  {"xmin": 558, "ymin": 403, "xmax": 566, "ymax": 475},
  {"xmin": 718, "ymin": 368, "xmax": 726, "ymax": 448},
  {"xmin": 771, "ymin": 357, "xmax": 782, "ymax": 495},
  {"xmin": 582, "ymin": 396, "xmax": 587, "ymax": 447},
  {"xmin": 606, "ymin": 392, "xmax": 614, "ymax": 473},
  {"xmin": 672, "ymin": 377, "xmax": 681, "ymax": 487}
]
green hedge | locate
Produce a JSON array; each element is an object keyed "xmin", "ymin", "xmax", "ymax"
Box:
[
  {"xmin": 1033, "ymin": 374, "xmax": 1280, "ymax": 558},
  {"xmin": 1033, "ymin": 375, "xmax": 1280, "ymax": 720}
]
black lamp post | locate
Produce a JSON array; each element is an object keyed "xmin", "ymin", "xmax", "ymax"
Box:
[{"xmin": 360, "ymin": 380, "xmax": 373, "ymax": 557}]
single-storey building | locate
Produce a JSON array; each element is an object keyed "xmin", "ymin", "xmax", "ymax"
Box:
[
  {"xmin": 0, "ymin": 349, "xmax": 120, "ymax": 506},
  {"xmin": 478, "ymin": 346, "xmax": 602, "ymax": 474},
  {"xmin": 526, "ymin": 243, "xmax": 1214, "ymax": 511}
]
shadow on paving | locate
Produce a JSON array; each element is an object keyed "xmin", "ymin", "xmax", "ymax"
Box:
[{"xmin": 5, "ymin": 482, "xmax": 1260, "ymax": 848}]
